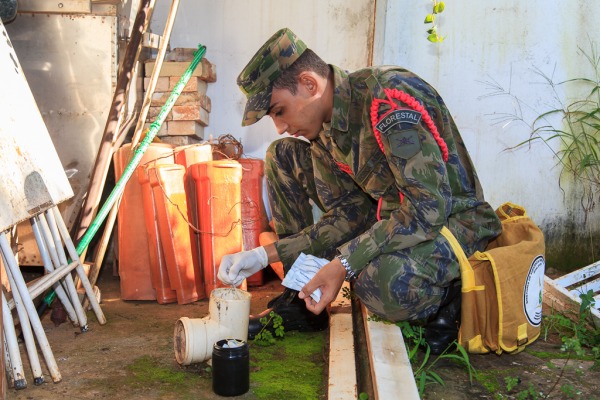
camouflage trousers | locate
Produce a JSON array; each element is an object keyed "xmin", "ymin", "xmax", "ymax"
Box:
[{"xmin": 265, "ymin": 137, "xmax": 460, "ymax": 322}]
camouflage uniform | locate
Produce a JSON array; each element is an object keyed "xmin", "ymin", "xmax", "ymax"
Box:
[{"xmin": 239, "ymin": 29, "xmax": 502, "ymax": 322}]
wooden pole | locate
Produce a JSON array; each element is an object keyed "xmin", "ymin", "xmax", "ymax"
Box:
[
  {"xmin": 73, "ymin": 0, "xmax": 155, "ymax": 248},
  {"xmin": 85, "ymin": 0, "xmax": 181, "ymax": 294}
]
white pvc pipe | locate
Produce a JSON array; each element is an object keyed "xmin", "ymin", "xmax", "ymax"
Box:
[
  {"xmin": 2, "ymin": 292, "xmax": 26, "ymax": 389},
  {"xmin": 6, "ymin": 260, "xmax": 79, "ymax": 311},
  {"xmin": 174, "ymin": 288, "xmax": 251, "ymax": 365},
  {"xmin": 30, "ymin": 216, "xmax": 79, "ymax": 325},
  {"xmin": 41, "ymin": 211, "xmax": 89, "ymax": 331},
  {"xmin": 51, "ymin": 207, "xmax": 106, "ymax": 325},
  {"xmin": 1, "ymin": 253, "xmax": 44, "ymax": 385},
  {"xmin": 0, "ymin": 233, "xmax": 62, "ymax": 383}
]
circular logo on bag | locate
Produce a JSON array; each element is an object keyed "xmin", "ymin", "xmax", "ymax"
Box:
[{"xmin": 523, "ymin": 255, "xmax": 545, "ymax": 326}]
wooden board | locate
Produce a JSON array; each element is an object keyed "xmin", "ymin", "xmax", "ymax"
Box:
[
  {"xmin": 361, "ymin": 305, "xmax": 420, "ymax": 400},
  {"xmin": 328, "ymin": 282, "xmax": 357, "ymax": 399},
  {"xmin": 543, "ymin": 273, "xmax": 600, "ymax": 326}
]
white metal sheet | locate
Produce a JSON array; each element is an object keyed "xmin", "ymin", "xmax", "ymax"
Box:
[
  {"xmin": 0, "ymin": 20, "xmax": 73, "ymax": 232},
  {"xmin": 17, "ymin": 0, "xmax": 91, "ymax": 14},
  {"xmin": 5, "ymin": 12, "xmax": 116, "ymax": 232}
]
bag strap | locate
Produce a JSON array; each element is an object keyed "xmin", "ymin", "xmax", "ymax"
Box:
[{"xmin": 440, "ymin": 226, "xmax": 480, "ymax": 290}]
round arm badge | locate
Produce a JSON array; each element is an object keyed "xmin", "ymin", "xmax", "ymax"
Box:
[{"xmin": 375, "ymin": 109, "xmax": 422, "ymax": 159}]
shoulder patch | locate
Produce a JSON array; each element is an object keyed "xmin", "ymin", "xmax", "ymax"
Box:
[
  {"xmin": 388, "ymin": 129, "xmax": 421, "ymax": 159},
  {"xmin": 375, "ymin": 109, "xmax": 422, "ymax": 133}
]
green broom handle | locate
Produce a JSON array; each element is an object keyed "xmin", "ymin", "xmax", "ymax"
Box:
[{"xmin": 75, "ymin": 44, "xmax": 206, "ymax": 256}]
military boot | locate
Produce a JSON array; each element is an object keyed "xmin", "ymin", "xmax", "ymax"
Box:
[
  {"xmin": 423, "ymin": 282, "xmax": 462, "ymax": 355},
  {"xmin": 248, "ymin": 288, "xmax": 329, "ymax": 339}
]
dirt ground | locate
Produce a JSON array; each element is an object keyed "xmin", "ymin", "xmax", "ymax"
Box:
[{"xmin": 5, "ymin": 266, "xmax": 600, "ymax": 400}]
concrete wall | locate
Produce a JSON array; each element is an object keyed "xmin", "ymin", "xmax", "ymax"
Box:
[
  {"xmin": 376, "ymin": 0, "xmax": 600, "ymax": 269},
  {"xmin": 151, "ymin": 1, "xmax": 600, "ymax": 270},
  {"xmin": 149, "ymin": 0, "xmax": 374, "ymax": 157}
]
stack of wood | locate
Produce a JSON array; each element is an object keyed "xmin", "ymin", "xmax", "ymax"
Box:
[{"xmin": 143, "ymin": 48, "xmax": 216, "ymax": 146}]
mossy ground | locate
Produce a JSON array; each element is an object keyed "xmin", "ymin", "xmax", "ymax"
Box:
[
  {"xmin": 249, "ymin": 331, "xmax": 327, "ymax": 399},
  {"xmin": 7, "ymin": 269, "xmax": 600, "ymax": 400}
]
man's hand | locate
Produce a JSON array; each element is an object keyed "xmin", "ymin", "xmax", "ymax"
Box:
[
  {"xmin": 298, "ymin": 257, "xmax": 346, "ymax": 315},
  {"xmin": 217, "ymin": 247, "xmax": 269, "ymax": 287}
]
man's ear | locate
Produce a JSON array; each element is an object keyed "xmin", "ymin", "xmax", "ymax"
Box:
[{"xmin": 298, "ymin": 72, "xmax": 318, "ymax": 94}]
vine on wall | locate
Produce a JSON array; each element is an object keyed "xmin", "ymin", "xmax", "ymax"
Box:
[{"xmin": 424, "ymin": 1, "xmax": 446, "ymax": 43}]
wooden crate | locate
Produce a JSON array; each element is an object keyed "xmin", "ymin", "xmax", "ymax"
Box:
[{"xmin": 543, "ymin": 260, "xmax": 600, "ymax": 325}]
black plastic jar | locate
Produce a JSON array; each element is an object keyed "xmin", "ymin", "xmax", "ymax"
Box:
[{"xmin": 212, "ymin": 339, "xmax": 249, "ymax": 396}]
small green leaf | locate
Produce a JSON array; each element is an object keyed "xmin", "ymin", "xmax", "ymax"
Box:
[
  {"xmin": 434, "ymin": 2, "xmax": 445, "ymax": 14},
  {"xmin": 428, "ymin": 33, "xmax": 440, "ymax": 42},
  {"xmin": 424, "ymin": 14, "xmax": 434, "ymax": 23}
]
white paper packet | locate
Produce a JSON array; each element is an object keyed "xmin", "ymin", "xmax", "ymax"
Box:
[{"xmin": 281, "ymin": 253, "xmax": 329, "ymax": 302}]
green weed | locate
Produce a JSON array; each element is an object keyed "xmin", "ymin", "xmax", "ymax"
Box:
[
  {"xmin": 253, "ymin": 311, "xmax": 285, "ymax": 346},
  {"xmin": 397, "ymin": 321, "xmax": 474, "ymax": 397}
]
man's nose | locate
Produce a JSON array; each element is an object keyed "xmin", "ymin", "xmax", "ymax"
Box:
[{"xmin": 272, "ymin": 118, "xmax": 289, "ymax": 135}]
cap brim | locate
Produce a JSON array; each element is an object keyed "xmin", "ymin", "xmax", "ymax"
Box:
[{"xmin": 241, "ymin": 85, "xmax": 273, "ymax": 127}]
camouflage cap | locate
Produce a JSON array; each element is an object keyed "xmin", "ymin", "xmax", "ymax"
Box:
[{"xmin": 237, "ymin": 28, "xmax": 307, "ymax": 126}]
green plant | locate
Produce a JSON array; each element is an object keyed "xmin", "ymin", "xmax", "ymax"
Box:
[
  {"xmin": 537, "ymin": 289, "xmax": 600, "ymax": 398},
  {"xmin": 424, "ymin": 1, "xmax": 446, "ymax": 43},
  {"xmin": 484, "ymin": 40, "xmax": 600, "ymax": 219},
  {"xmin": 397, "ymin": 321, "xmax": 475, "ymax": 397},
  {"xmin": 253, "ymin": 311, "xmax": 285, "ymax": 346},
  {"xmin": 502, "ymin": 376, "xmax": 543, "ymax": 400},
  {"xmin": 342, "ymin": 285, "xmax": 357, "ymax": 300},
  {"xmin": 515, "ymin": 383, "xmax": 541, "ymax": 400},
  {"xmin": 560, "ymin": 383, "xmax": 580, "ymax": 398},
  {"xmin": 543, "ymin": 290, "xmax": 599, "ymax": 358},
  {"xmin": 504, "ymin": 376, "xmax": 520, "ymax": 392}
]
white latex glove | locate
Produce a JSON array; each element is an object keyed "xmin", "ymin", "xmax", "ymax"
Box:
[{"xmin": 217, "ymin": 247, "xmax": 269, "ymax": 287}]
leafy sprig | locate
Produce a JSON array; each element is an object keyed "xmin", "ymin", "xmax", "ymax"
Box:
[
  {"xmin": 424, "ymin": 1, "xmax": 446, "ymax": 43},
  {"xmin": 253, "ymin": 311, "xmax": 285, "ymax": 346}
]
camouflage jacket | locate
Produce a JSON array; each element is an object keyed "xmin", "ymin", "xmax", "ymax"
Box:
[{"xmin": 275, "ymin": 65, "xmax": 502, "ymax": 274}]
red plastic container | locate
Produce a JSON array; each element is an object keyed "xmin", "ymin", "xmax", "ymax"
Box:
[
  {"xmin": 238, "ymin": 158, "xmax": 270, "ymax": 286},
  {"xmin": 137, "ymin": 166, "xmax": 177, "ymax": 304},
  {"xmin": 190, "ymin": 160, "xmax": 243, "ymax": 297},
  {"xmin": 113, "ymin": 142, "xmax": 175, "ymax": 300},
  {"xmin": 149, "ymin": 164, "xmax": 203, "ymax": 304},
  {"xmin": 174, "ymin": 144, "xmax": 213, "ymax": 299}
]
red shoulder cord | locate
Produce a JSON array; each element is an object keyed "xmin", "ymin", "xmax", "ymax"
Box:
[{"xmin": 369, "ymin": 88, "xmax": 449, "ymax": 221}]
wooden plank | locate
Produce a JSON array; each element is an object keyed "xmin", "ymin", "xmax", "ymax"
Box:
[
  {"xmin": 328, "ymin": 282, "xmax": 357, "ymax": 399},
  {"xmin": 361, "ymin": 305, "xmax": 420, "ymax": 400},
  {"xmin": 543, "ymin": 276, "xmax": 600, "ymax": 325},
  {"xmin": 554, "ymin": 260, "xmax": 600, "ymax": 287}
]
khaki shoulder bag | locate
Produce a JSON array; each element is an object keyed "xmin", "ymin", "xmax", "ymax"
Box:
[{"xmin": 441, "ymin": 202, "xmax": 546, "ymax": 354}]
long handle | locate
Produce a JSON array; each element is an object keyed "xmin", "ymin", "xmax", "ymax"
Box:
[{"xmin": 75, "ymin": 44, "xmax": 206, "ymax": 257}]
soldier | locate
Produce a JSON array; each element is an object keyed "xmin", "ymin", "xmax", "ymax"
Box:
[{"xmin": 218, "ymin": 28, "xmax": 502, "ymax": 354}]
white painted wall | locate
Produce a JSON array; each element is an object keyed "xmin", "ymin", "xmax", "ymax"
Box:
[
  {"xmin": 149, "ymin": 0, "xmax": 374, "ymax": 158},
  {"xmin": 377, "ymin": 0, "xmax": 600, "ymax": 237}
]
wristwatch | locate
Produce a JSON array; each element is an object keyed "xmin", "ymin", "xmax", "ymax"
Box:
[{"xmin": 336, "ymin": 255, "xmax": 356, "ymax": 282}]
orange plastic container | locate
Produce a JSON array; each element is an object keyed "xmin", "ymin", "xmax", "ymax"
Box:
[
  {"xmin": 137, "ymin": 166, "xmax": 177, "ymax": 304},
  {"xmin": 174, "ymin": 144, "xmax": 213, "ymax": 298},
  {"xmin": 238, "ymin": 158, "xmax": 270, "ymax": 286},
  {"xmin": 174, "ymin": 143, "xmax": 213, "ymax": 167},
  {"xmin": 190, "ymin": 160, "xmax": 243, "ymax": 297},
  {"xmin": 149, "ymin": 164, "xmax": 203, "ymax": 304},
  {"xmin": 113, "ymin": 142, "xmax": 174, "ymax": 300}
]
